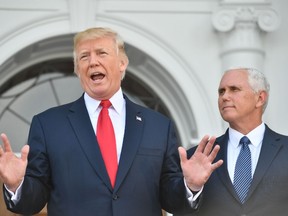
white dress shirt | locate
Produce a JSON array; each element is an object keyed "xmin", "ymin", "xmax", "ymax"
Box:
[
  {"xmin": 227, "ymin": 122, "xmax": 265, "ymax": 182},
  {"xmin": 84, "ymin": 88, "xmax": 126, "ymax": 162}
]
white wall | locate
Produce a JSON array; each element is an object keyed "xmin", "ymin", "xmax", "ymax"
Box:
[
  {"xmin": 263, "ymin": 0, "xmax": 288, "ymax": 135},
  {"xmin": 0, "ymin": 0, "xmax": 287, "ymax": 148}
]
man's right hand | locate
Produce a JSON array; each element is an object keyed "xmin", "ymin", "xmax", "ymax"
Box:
[
  {"xmin": 179, "ymin": 135, "xmax": 223, "ymax": 192},
  {"xmin": 0, "ymin": 133, "xmax": 29, "ymax": 193}
]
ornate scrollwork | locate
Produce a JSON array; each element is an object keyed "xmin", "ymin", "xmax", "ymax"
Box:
[{"xmin": 212, "ymin": 6, "xmax": 280, "ymax": 32}]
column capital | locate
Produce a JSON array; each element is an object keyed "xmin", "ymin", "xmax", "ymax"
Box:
[{"xmin": 212, "ymin": 6, "xmax": 280, "ymax": 32}]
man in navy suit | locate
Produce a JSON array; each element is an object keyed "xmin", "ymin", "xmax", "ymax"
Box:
[
  {"xmin": 177, "ymin": 67, "xmax": 288, "ymax": 216},
  {"xmin": 0, "ymin": 27, "xmax": 223, "ymax": 216}
]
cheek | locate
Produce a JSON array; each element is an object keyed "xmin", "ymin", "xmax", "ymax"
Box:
[
  {"xmin": 217, "ymin": 99, "xmax": 221, "ymax": 109},
  {"xmin": 218, "ymin": 97, "xmax": 225, "ymax": 106},
  {"xmin": 78, "ymin": 59, "xmax": 89, "ymax": 68},
  {"xmin": 77, "ymin": 64, "xmax": 89, "ymax": 76}
]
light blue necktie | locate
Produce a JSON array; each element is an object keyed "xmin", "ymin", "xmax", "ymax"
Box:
[{"xmin": 233, "ymin": 136, "xmax": 252, "ymax": 203}]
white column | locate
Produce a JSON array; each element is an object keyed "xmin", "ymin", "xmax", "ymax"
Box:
[
  {"xmin": 68, "ymin": 0, "xmax": 97, "ymax": 32},
  {"xmin": 212, "ymin": 2, "xmax": 280, "ymax": 71}
]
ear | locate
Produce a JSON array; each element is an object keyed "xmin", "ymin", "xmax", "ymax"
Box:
[
  {"xmin": 119, "ymin": 57, "xmax": 128, "ymax": 72},
  {"xmin": 74, "ymin": 70, "xmax": 80, "ymax": 78},
  {"xmin": 256, "ymin": 90, "xmax": 268, "ymax": 108},
  {"xmin": 74, "ymin": 61, "xmax": 80, "ymax": 77}
]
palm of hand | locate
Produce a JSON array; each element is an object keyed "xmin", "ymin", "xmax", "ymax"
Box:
[
  {"xmin": 0, "ymin": 134, "xmax": 29, "ymax": 192},
  {"xmin": 179, "ymin": 135, "xmax": 223, "ymax": 192}
]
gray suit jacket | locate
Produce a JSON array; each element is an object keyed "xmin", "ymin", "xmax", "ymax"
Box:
[{"xmin": 176, "ymin": 125, "xmax": 288, "ymax": 216}]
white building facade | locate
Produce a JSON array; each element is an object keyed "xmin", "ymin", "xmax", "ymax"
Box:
[
  {"xmin": 0, "ymin": 0, "xmax": 287, "ymax": 157},
  {"xmin": 0, "ymin": 0, "xmax": 287, "ymax": 215}
]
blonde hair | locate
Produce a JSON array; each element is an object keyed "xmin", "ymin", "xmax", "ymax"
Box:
[{"xmin": 73, "ymin": 27, "xmax": 129, "ymax": 78}]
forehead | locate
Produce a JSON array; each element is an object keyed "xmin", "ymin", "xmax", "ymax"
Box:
[
  {"xmin": 76, "ymin": 37, "xmax": 116, "ymax": 51},
  {"xmin": 219, "ymin": 70, "xmax": 248, "ymax": 87}
]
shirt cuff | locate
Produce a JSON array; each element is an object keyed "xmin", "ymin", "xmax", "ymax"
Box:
[
  {"xmin": 4, "ymin": 179, "xmax": 24, "ymax": 204},
  {"xmin": 184, "ymin": 178, "xmax": 203, "ymax": 206}
]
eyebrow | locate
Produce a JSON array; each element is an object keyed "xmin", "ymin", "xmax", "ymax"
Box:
[{"xmin": 218, "ymin": 85, "xmax": 241, "ymax": 91}]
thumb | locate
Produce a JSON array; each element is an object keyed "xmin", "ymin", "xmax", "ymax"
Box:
[
  {"xmin": 178, "ymin": 146, "xmax": 187, "ymax": 163},
  {"xmin": 21, "ymin": 145, "xmax": 30, "ymax": 162}
]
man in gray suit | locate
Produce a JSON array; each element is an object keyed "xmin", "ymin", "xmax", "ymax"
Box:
[{"xmin": 178, "ymin": 67, "xmax": 288, "ymax": 216}]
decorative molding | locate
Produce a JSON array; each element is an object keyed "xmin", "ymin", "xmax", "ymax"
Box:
[
  {"xmin": 212, "ymin": 6, "xmax": 280, "ymax": 33},
  {"xmin": 211, "ymin": 3, "xmax": 280, "ymax": 71},
  {"xmin": 257, "ymin": 9, "xmax": 280, "ymax": 32}
]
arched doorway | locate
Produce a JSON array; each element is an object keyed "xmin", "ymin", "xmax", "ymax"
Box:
[{"xmin": 0, "ymin": 34, "xmax": 198, "ymax": 152}]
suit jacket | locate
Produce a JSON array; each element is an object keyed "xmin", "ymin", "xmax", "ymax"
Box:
[
  {"xmin": 4, "ymin": 94, "xmax": 194, "ymax": 216},
  {"xmin": 176, "ymin": 125, "xmax": 288, "ymax": 216}
]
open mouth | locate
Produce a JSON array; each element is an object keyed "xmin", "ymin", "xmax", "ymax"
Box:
[{"xmin": 90, "ymin": 72, "xmax": 105, "ymax": 81}]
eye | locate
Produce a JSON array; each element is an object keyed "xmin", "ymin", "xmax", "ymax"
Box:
[
  {"xmin": 99, "ymin": 51, "xmax": 108, "ymax": 56},
  {"xmin": 218, "ymin": 89, "xmax": 225, "ymax": 95},
  {"xmin": 231, "ymin": 86, "xmax": 240, "ymax": 91},
  {"xmin": 79, "ymin": 54, "xmax": 88, "ymax": 60}
]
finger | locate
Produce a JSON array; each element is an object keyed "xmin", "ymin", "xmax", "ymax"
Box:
[
  {"xmin": 178, "ymin": 146, "xmax": 187, "ymax": 163},
  {"xmin": 211, "ymin": 159, "xmax": 224, "ymax": 171},
  {"xmin": 194, "ymin": 135, "xmax": 210, "ymax": 153},
  {"xmin": 208, "ymin": 144, "xmax": 221, "ymax": 161},
  {"xmin": 0, "ymin": 133, "xmax": 13, "ymax": 152},
  {"xmin": 203, "ymin": 136, "xmax": 216, "ymax": 155},
  {"xmin": 21, "ymin": 145, "xmax": 30, "ymax": 162},
  {"xmin": 0, "ymin": 146, "xmax": 3, "ymax": 156}
]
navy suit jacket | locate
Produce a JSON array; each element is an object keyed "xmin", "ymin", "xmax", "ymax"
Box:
[
  {"xmin": 5, "ymin": 94, "xmax": 194, "ymax": 216},
  {"xmin": 176, "ymin": 125, "xmax": 288, "ymax": 216}
]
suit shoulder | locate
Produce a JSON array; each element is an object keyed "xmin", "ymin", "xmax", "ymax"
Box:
[
  {"xmin": 140, "ymin": 105, "xmax": 168, "ymax": 119},
  {"xmin": 34, "ymin": 96, "xmax": 82, "ymax": 118},
  {"xmin": 265, "ymin": 125, "xmax": 288, "ymax": 140},
  {"xmin": 127, "ymin": 97, "xmax": 171, "ymax": 122}
]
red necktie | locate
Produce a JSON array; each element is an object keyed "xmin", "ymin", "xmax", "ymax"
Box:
[{"xmin": 97, "ymin": 100, "xmax": 118, "ymax": 188}]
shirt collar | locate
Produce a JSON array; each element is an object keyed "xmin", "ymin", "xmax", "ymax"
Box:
[
  {"xmin": 84, "ymin": 88, "xmax": 125, "ymax": 116},
  {"xmin": 228, "ymin": 122, "xmax": 265, "ymax": 148}
]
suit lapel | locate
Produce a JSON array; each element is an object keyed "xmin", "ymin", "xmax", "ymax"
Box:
[
  {"xmin": 215, "ymin": 132, "xmax": 240, "ymax": 201},
  {"xmin": 246, "ymin": 125, "xmax": 283, "ymax": 200},
  {"xmin": 114, "ymin": 97, "xmax": 144, "ymax": 191},
  {"xmin": 218, "ymin": 126, "xmax": 283, "ymax": 203},
  {"xmin": 67, "ymin": 95, "xmax": 112, "ymax": 190}
]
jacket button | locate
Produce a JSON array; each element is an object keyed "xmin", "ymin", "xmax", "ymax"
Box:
[{"xmin": 112, "ymin": 194, "xmax": 119, "ymax": 200}]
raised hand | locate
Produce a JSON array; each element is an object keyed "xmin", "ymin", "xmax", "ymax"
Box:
[
  {"xmin": 179, "ymin": 135, "xmax": 223, "ymax": 192},
  {"xmin": 0, "ymin": 133, "xmax": 29, "ymax": 192}
]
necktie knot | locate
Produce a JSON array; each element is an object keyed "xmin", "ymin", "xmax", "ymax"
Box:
[
  {"xmin": 240, "ymin": 136, "xmax": 250, "ymax": 147},
  {"xmin": 101, "ymin": 100, "xmax": 112, "ymax": 108},
  {"xmin": 240, "ymin": 136, "xmax": 251, "ymax": 145}
]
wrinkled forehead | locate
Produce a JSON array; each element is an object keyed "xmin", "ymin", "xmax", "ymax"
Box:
[{"xmin": 221, "ymin": 69, "xmax": 248, "ymax": 83}]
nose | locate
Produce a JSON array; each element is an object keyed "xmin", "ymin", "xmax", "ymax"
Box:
[
  {"xmin": 89, "ymin": 53, "xmax": 100, "ymax": 67},
  {"xmin": 221, "ymin": 91, "xmax": 230, "ymax": 101},
  {"xmin": 218, "ymin": 89, "xmax": 230, "ymax": 101}
]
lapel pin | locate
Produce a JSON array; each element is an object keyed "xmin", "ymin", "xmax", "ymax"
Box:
[{"xmin": 136, "ymin": 116, "xmax": 142, "ymax": 121}]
